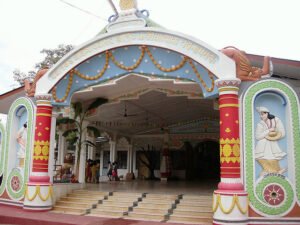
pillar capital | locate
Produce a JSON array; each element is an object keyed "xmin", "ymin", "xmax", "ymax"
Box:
[
  {"xmin": 215, "ymin": 78, "xmax": 241, "ymax": 88},
  {"xmin": 35, "ymin": 94, "xmax": 52, "ymax": 102}
]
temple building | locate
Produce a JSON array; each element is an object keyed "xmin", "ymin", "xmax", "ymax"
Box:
[{"xmin": 0, "ymin": 1, "xmax": 299, "ymax": 224}]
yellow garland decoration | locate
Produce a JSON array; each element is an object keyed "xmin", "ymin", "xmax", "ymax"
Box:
[
  {"xmin": 25, "ymin": 185, "xmax": 53, "ymax": 202},
  {"xmin": 212, "ymin": 194, "xmax": 248, "ymax": 215},
  {"xmin": 52, "ymin": 46, "xmax": 215, "ymax": 103},
  {"xmin": 144, "ymin": 46, "xmax": 187, "ymax": 72},
  {"xmin": 110, "ymin": 46, "xmax": 145, "ymax": 70},
  {"xmin": 188, "ymin": 58, "xmax": 215, "ymax": 92}
]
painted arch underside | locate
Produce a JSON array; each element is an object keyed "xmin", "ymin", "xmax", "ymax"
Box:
[{"xmin": 51, "ymin": 45, "xmax": 218, "ymax": 106}]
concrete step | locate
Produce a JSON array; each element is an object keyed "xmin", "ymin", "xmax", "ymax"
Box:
[
  {"xmin": 88, "ymin": 211, "xmax": 124, "ymax": 218},
  {"xmin": 67, "ymin": 194, "xmax": 107, "ymax": 200},
  {"xmin": 145, "ymin": 194, "xmax": 179, "ymax": 200},
  {"xmin": 72, "ymin": 189, "xmax": 109, "ymax": 195},
  {"xmin": 132, "ymin": 207, "xmax": 169, "ymax": 214},
  {"xmin": 178, "ymin": 201, "xmax": 211, "ymax": 207},
  {"xmin": 182, "ymin": 194, "xmax": 212, "ymax": 198},
  {"xmin": 112, "ymin": 192, "xmax": 143, "ymax": 197},
  {"xmin": 68, "ymin": 192, "xmax": 107, "ymax": 196},
  {"xmin": 142, "ymin": 198, "xmax": 175, "ymax": 204},
  {"xmin": 60, "ymin": 197, "xmax": 99, "ymax": 204},
  {"xmin": 181, "ymin": 195, "xmax": 213, "ymax": 201},
  {"xmin": 52, "ymin": 205, "xmax": 89, "ymax": 214},
  {"xmin": 175, "ymin": 205, "xmax": 212, "ymax": 212},
  {"xmin": 91, "ymin": 208, "xmax": 125, "ymax": 214},
  {"xmin": 55, "ymin": 201, "xmax": 95, "ymax": 208},
  {"xmin": 50, "ymin": 210, "xmax": 84, "ymax": 216},
  {"xmin": 105, "ymin": 197, "xmax": 139, "ymax": 203},
  {"xmin": 101, "ymin": 201, "xmax": 135, "ymax": 207},
  {"xmin": 126, "ymin": 212, "xmax": 165, "ymax": 221},
  {"xmin": 94, "ymin": 205, "xmax": 129, "ymax": 212},
  {"xmin": 137, "ymin": 202, "xmax": 173, "ymax": 209},
  {"xmin": 168, "ymin": 215, "xmax": 213, "ymax": 224},
  {"xmin": 172, "ymin": 209, "xmax": 213, "ymax": 217}
]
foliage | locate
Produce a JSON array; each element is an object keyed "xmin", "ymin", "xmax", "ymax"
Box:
[
  {"xmin": 13, "ymin": 44, "xmax": 74, "ymax": 85},
  {"xmin": 56, "ymin": 97, "xmax": 108, "ymax": 179}
]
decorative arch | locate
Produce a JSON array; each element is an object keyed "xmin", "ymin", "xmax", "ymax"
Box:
[
  {"xmin": 36, "ymin": 28, "xmax": 235, "ymax": 106},
  {"xmin": 242, "ymin": 79, "xmax": 300, "ymax": 216},
  {"xmin": 0, "ymin": 122, "xmax": 5, "ymax": 186},
  {"xmin": 0, "ymin": 97, "xmax": 35, "ymax": 200}
]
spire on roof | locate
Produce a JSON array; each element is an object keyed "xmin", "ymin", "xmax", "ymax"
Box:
[{"xmin": 119, "ymin": 0, "xmax": 137, "ymax": 11}]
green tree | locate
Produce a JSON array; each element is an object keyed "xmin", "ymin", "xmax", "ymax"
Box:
[
  {"xmin": 57, "ymin": 98, "xmax": 108, "ymax": 181},
  {"xmin": 13, "ymin": 44, "xmax": 73, "ymax": 85}
]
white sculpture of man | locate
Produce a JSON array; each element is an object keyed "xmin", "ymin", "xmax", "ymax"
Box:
[{"xmin": 16, "ymin": 122, "xmax": 27, "ymax": 168}]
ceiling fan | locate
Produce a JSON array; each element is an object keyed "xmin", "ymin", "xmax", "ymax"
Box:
[{"xmin": 119, "ymin": 101, "xmax": 138, "ymax": 118}]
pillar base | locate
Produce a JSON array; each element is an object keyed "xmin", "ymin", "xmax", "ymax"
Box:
[
  {"xmin": 213, "ymin": 190, "xmax": 248, "ymax": 225},
  {"xmin": 23, "ymin": 176, "xmax": 53, "ymax": 211},
  {"xmin": 218, "ymin": 181, "xmax": 244, "ymax": 190},
  {"xmin": 125, "ymin": 172, "xmax": 135, "ymax": 181}
]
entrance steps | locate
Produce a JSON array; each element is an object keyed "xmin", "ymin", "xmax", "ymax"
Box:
[
  {"xmin": 87, "ymin": 192, "xmax": 143, "ymax": 218},
  {"xmin": 51, "ymin": 189, "xmax": 213, "ymax": 224},
  {"xmin": 167, "ymin": 195, "xmax": 213, "ymax": 224},
  {"xmin": 51, "ymin": 189, "xmax": 109, "ymax": 215},
  {"xmin": 124, "ymin": 193, "xmax": 178, "ymax": 222}
]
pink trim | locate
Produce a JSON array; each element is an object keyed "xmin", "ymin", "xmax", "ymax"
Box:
[
  {"xmin": 214, "ymin": 190, "xmax": 248, "ymax": 196},
  {"xmin": 27, "ymin": 183, "xmax": 51, "ymax": 186},
  {"xmin": 218, "ymin": 182, "xmax": 244, "ymax": 190},
  {"xmin": 23, "ymin": 208, "xmax": 52, "ymax": 212},
  {"xmin": 29, "ymin": 176, "xmax": 50, "ymax": 183}
]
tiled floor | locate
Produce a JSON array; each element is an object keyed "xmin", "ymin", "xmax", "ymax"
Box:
[{"xmin": 85, "ymin": 179, "xmax": 219, "ymax": 195}]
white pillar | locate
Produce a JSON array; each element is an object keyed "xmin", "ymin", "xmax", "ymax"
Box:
[
  {"xmin": 57, "ymin": 131, "xmax": 65, "ymax": 165},
  {"xmin": 78, "ymin": 121, "xmax": 89, "ymax": 183},
  {"xmin": 110, "ymin": 141, "xmax": 116, "ymax": 162},
  {"xmin": 60, "ymin": 135, "xmax": 66, "ymax": 165},
  {"xmin": 128, "ymin": 144, "xmax": 133, "ymax": 173},
  {"xmin": 48, "ymin": 112, "xmax": 58, "ymax": 183},
  {"xmin": 78, "ymin": 145, "xmax": 86, "ymax": 183},
  {"xmin": 100, "ymin": 150, "xmax": 104, "ymax": 176},
  {"xmin": 133, "ymin": 148, "xmax": 136, "ymax": 176}
]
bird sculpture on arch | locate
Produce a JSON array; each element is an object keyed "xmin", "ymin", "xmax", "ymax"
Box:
[
  {"xmin": 220, "ymin": 46, "xmax": 272, "ymax": 81},
  {"xmin": 24, "ymin": 67, "xmax": 49, "ymax": 97}
]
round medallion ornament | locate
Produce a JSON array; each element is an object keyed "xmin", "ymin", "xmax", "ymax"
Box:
[
  {"xmin": 263, "ymin": 184, "xmax": 285, "ymax": 205},
  {"xmin": 255, "ymin": 175, "xmax": 294, "ymax": 215},
  {"xmin": 7, "ymin": 168, "xmax": 24, "ymax": 199},
  {"xmin": 11, "ymin": 176, "xmax": 21, "ymax": 192}
]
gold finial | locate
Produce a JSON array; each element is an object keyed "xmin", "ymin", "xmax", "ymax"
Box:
[{"xmin": 119, "ymin": 0, "xmax": 137, "ymax": 10}]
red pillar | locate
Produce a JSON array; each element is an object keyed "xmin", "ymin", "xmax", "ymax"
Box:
[
  {"xmin": 213, "ymin": 79, "xmax": 248, "ymax": 225},
  {"xmin": 24, "ymin": 94, "xmax": 53, "ymax": 210},
  {"xmin": 217, "ymin": 79, "xmax": 243, "ymax": 190}
]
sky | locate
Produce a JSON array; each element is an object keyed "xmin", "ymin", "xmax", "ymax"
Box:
[{"xmin": 0, "ymin": 0, "xmax": 299, "ymax": 95}]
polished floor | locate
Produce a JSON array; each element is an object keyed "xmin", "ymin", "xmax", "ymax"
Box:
[{"xmin": 85, "ymin": 179, "xmax": 219, "ymax": 195}]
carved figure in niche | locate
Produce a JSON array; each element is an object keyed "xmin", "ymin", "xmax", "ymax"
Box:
[
  {"xmin": 24, "ymin": 67, "xmax": 49, "ymax": 97},
  {"xmin": 255, "ymin": 107, "xmax": 286, "ymax": 177},
  {"xmin": 220, "ymin": 46, "xmax": 271, "ymax": 81},
  {"xmin": 16, "ymin": 122, "xmax": 27, "ymax": 168}
]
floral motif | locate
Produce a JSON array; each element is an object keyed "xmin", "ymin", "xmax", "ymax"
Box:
[
  {"xmin": 11, "ymin": 176, "xmax": 20, "ymax": 192},
  {"xmin": 264, "ymin": 184, "xmax": 285, "ymax": 206}
]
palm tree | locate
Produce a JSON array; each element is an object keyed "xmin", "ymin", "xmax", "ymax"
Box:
[{"xmin": 56, "ymin": 98, "xmax": 108, "ymax": 181}]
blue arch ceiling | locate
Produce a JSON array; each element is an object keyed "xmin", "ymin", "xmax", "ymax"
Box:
[{"xmin": 51, "ymin": 45, "xmax": 218, "ymax": 106}]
